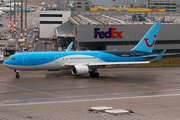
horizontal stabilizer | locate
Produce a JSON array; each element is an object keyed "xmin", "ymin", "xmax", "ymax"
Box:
[
  {"xmin": 152, "ymin": 49, "xmax": 166, "ymax": 62},
  {"xmin": 142, "ymin": 54, "xmax": 158, "ymax": 58}
]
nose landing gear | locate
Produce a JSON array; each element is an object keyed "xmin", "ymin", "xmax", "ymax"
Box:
[
  {"xmin": 16, "ymin": 72, "xmax": 20, "ymax": 78},
  {"xmin": 15, "ymin": 70, "xmax": 20, "ymax": 78}
]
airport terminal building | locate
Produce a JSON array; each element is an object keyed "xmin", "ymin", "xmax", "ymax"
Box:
[{"xmin": 40, "ymin": 10, "xmax": 180, "ymax": 53}]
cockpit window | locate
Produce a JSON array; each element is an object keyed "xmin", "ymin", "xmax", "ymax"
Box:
[{"xmin": 9, "ymin": 58, "xmax": 16, "ymax": 60}]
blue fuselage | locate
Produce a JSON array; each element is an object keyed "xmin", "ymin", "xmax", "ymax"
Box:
[{"xmin": 3, "ymin": 50, "xmax": 155, "ymax": 71}]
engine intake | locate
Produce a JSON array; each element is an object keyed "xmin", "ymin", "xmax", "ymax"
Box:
[{"xmin": 71, "ymin": 65, "xmax": 89, "ymax": 75}]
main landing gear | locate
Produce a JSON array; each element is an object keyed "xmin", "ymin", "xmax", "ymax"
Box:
[
  {"xmin": 89, "ymin": 68, "xmax": 99, "ymax": 77},
  {"xmin": 89, "ymin": 72, "xmax": 99, "ymax": 77},
  {"xmin": 15, "ymin": 70, "xmax": 20, "ymax": 78}
]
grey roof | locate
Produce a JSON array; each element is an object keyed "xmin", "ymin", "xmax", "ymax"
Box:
[{"xmin": 55, "ymin": 20, "xmax": 75, "ymax": 38}]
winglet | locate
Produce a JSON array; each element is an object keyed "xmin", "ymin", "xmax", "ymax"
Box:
[
  {"xmin": 152, "ymin": 49, "xmax": 166, "ymax": 62},
  {"xmin": 66, "ymin": 42, "xmax": 74, "ymax": 52}
]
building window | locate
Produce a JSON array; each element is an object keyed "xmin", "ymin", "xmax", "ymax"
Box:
[
  {"xmin": 40, "ymin": 21, "xmax": 62, "ymax": 24},
  {"xmin": 165, "ymin": 7, "xmax": 171, "ymax": 9},
  {"xmin": 40, "ymin": 14, "xmax": 62, "ymax": 17},
  {"xmin": 160, "ymin": 3, "xmax": 164, "ymax": 5},
  {"xmin": 154, "ymin": 3, "xmax": 159, "ymax": 5},
  {"xmin": 85, "ymin": 2, "xmax": 89, "ymax": 5},
  {"xmin": 77, "ymin": 6, "xmax": 81, "ymax": 8},
  {"xmin": 77, "ymin": 2, "xmax": 81, "ymax": 4}
]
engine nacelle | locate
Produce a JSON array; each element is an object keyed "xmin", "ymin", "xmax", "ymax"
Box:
[{"xmin": 71, "ymin": 65, "xmax": 89, "ymax": 75}]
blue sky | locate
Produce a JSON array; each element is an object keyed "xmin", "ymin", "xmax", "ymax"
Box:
[{"xmin": 90, "ymin": 0, "xmax": 180, "ymax": 5}]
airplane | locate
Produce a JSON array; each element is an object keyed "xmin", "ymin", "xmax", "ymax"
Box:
[
  {"xmin": 0, "ymin": 7, "xmax": 14, "ymax": 12},
  {"xmin": 3, "ymin": 22, "xmax": 166, "ymax": 78},
  {"xmin": 0, "ymin": 10, "xmax": 5, "ymax": 15}
]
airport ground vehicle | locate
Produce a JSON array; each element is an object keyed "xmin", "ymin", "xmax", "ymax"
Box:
[
  {"xmin": 0, "ymin": 48, "xmax": 4, "ymax": 63},
  {"xmin": 4, "ymin": 39, "xmax": 16, "ymax": 56},
  {"xmin": 0, "ymin": 35, "xmax": 7, "ymax": 40},
  {"xmin": 0, "ymin": 54, "xmax": 4, "ymax": 62},
  {"xmin": 4, "ymin": 22, "xmax": 166, "ymax": 78}
]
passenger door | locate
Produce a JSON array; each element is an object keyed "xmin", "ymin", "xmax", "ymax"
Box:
[
  {"xmin": 23, "ymin": 56, "xmax": 27, "ymax": 64},
  {"xmin": 98, "ymin": 55, "xmax": 102, "ymax": 62},
  {"xmin": 131, "ymin": 54, "xmax": 135, "ymax": 61},
  {"xmin": 55, "ymin": 55, "xmax": 59, "ymax": 63}
]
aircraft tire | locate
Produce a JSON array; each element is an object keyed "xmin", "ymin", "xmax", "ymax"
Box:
[
  {"xmin": 16, "ymin": 73, "xmax": 20, "ymax": 78},
  {"xmin": 90, "ymin": 73, "xmax": 99, "ymax": 77},
  {"xmin": 95, "ymin": 73, "xmax": 99, "ymax": 77}
]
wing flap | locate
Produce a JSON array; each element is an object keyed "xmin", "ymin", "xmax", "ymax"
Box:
[
  {"xmin": 64, "ymin": 61, "xmax": 150, "ymax": 67},
  {"xmin": 89, "ymin": 61, "xmax": 150, "ymax": 66}
]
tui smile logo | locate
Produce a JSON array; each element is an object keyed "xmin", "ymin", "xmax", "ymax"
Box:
[{"xmin": 144, "ymin": 35, "xmax": 156, "ymax": 47}]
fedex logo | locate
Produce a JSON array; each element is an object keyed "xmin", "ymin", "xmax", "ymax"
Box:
[{"xmin": 94, "ymin": 28, "xmax": 123, "ymax": 39}]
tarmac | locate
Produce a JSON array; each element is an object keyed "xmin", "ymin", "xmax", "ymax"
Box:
[
  {"xmin": 0, "ymin": 94, "xmax": 180, "ymax": 119},
  {"xmin": 0, "ymin": 61, "xmax": 180, "ymax": 119}
]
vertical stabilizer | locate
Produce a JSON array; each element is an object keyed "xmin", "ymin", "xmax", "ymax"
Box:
[
  {"xmin": 132, "ymin": 22, "xmax": 161, "ymax": 53},
  {"xmin": 66, "ymin": 42, "xmax": 74, "ymax": 52}
]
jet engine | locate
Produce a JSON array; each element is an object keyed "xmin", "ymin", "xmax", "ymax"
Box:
[{"xmin": 71, "ymin": 65, "xmax": 89, "ymax": 75}]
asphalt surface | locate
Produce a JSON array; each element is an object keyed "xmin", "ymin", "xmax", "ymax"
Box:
[{"xmin": 0, "ymin": 61, "xmax": 180, "ymax": 119}]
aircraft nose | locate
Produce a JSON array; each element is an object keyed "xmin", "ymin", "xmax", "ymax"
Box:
[
  {"xmin": 3, "ymin": 59, "xmax": 11, "ymax": 66},
  {"xmin": 3, "ymin": 60, "xmax": 8, "ymax": 65}
]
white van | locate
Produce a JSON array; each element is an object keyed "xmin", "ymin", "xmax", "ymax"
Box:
[{"xmin": 0, "ymin": 54, "xmax": 4, "ymax": 63}]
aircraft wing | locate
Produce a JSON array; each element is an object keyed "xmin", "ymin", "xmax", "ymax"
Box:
[{"xmin": 65, "ymin": 61, "xmax": 150, "ymax": 67}]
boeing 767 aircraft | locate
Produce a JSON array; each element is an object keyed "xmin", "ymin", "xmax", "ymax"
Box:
[{"xmin": 4, "ymin": 22, "xmax": 166, "ymax": 78}]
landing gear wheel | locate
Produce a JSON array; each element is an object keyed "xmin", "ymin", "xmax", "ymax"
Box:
[
  {"xmin": 16, "ymin": 72, "xmax": 20, "ymax": 78},
  {"xmin": 90, "ymin": 72, "xmax": 99, "ymax": 77}
]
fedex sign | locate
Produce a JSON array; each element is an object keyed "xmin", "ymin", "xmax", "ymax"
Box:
[{"xmin": 94, "ymin": 28, "xmax": 123, "ymax": 39}]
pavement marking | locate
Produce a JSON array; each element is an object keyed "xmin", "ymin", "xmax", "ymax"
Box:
[
  {"xmin": 59, "ymin": 76, "xmax": 69, "ymax": 78},
  {"xmin": 99, "ymin": 75, "xmax": 105, "ymax": 76},
  {"xmin": 0, "ymin": 93, "xmax": 180, "ymax": 107},
  {"xmin": 106, "ymin": 74, "xmax": 115, "ymax": 77},
  {"xmin": 0, "ymin": 82, "xmax": 60, "ymax": 97},
  {"xmin": 152, "ymin": 81, "xmax": 179, "ymax": 85}
]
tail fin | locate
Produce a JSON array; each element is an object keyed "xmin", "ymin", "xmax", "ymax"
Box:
[
  {"xmin": 132, "ymin": 22, "xmax": 161, "ymax": 53},
  {"xmin": 66, "ymin": 42, "xmax": 74, "ymax": 52}
]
